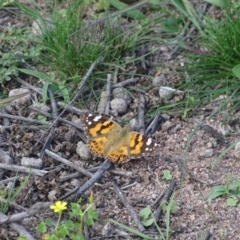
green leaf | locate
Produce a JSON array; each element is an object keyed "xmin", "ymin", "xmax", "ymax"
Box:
[
  {"xmin": 45, "ymin": 218, "xmax": 53, "ymax": 226},
  {"xmin": 139, "ymin": 206, "xmax": 151, "ymax": 220},
  {"xmin": 232, "ymin": 64, "xmax": 240, "ymax": 78},
  {"xmin": 169, "ymin": 201, "xmax": 178, "ymax": 214},
  {"xmin": 64, "ymin": 220, "xmax": 74, "ymax": 230},
  {"xmin": 17, "ymin": 235, "xmax": 27, "ymax": 240},
  {"xmin": 37, "ymin": 115, "xmax": 47, "ymax": 121},
  {"xmin": 230, "ymin": 180, "xmax": 240, "ymax": 189},
  {"xmin": 36, "ymin": 222, "xmax": 47, "ymax": 233},
  {"xmin": 208, "ymin": 186, "xmax": 226, "ymax": 200},
  {"xmin": 87, "ymin": 208, "xmax": 99, "ymax": 226},
  {"xmin": 142, "ymin": 218, "xmax": 154, "ymax": 227},
  {"xmin": 160, "ymin": 18, "xmax": 182, "ymax": 33},
  {"xmin": 109, "ymin": 0, "xmax": 146, "ymax": 20},
  {"xmin": 70, "ymin": 202, "xmax": 83, "ymax": 216},
  {"xmin": 56, "ymin": 225, "xmax": 69, "ymax": 238},
  {"xmin": 162, "ymin": 170, "xmax": 172, "ymax": 180},
  {"xmin": 42, "ymin": 82, "xmax": 49, "ymax": 104},
  {"xmin": 59, "ymin": 85, "xmax": 70, "ymax": 102},
  {"xmin": 139, "ymin": 206, "xmax": 154, "ymax": 227},
  {"xmin": 49, "ymin": 235, "xmax": 59, "ymax": 240},
  {"xmin": 17, "ymin": 68, "xmax": 51, "ymax": 81},
  {"xmin": 203, "ymin": 0, "xmax": 229, "ymax": 8},
  {"xmin": 227, "ymin": 198, "xmax": 238, "ymax": 207},
  {"xmin": 69, "ymin": 233, "xmax": 84, "ymax": 240}
]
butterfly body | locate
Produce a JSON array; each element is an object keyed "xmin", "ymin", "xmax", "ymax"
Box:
[{"xmin": 80, "ymin": 113, "xmax": 159, "ymax": 163}]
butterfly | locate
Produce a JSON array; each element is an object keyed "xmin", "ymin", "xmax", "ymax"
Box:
[{"xmin": 80, "ymin": 113, "xmax": 159, "ymax": 163}]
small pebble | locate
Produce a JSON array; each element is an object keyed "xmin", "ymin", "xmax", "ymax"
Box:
[
  {"xmin": 110, "ymin": 98, "xmax": 128, "ymax": 114},
  {"xmin": 48, "ymin": 190, "xmax": 57, "ymax": 202},
  {"xmin": 76, "ymin": 141, "xmax": 92, "ymax": 161},
  {"xmin": 161, "ymin": 120, "xmax": 172, "ymax": 131},
  {"xmin": 199, "ymin": 149, "xmax": 213, "ymax": 158},
  {"xmin": 21, "ymin": 157, "xmax": 43, "ymax": 169},
  {"xmin": 129, "ymin": 118, "xmax": 139, "ymax": 131},
  {"xmin": 112, "ymin": 87, "xmax": 132, "ymax": 105},
  {"xmin": 152, "ymin": 73, "xmax": 165, "ymax": 87},
  {"xmin": 234, "ymin": 142, "xmax": 240, "ymax": 159},
  {"xmin": 32, "ymin": 18, "xmax": 55, "ymax": 36}
]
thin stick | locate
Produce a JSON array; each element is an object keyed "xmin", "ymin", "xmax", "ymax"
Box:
[
  {"xmin": 29, "ymin": 106, "xmax": 84, "ymax": 131},
  {"xmin": 0, "ymin": 113, "xmax": 50, "ymax": 126},
  {"xmin": 154, "ymin": 179, "xmax": 176, "ymax": 222},
  {"xmin": 145, "ymin": 112, "xmax": 161, "ymax": 135},
  {"xmin": 10, "ymin": 223, "xmax": 36, "ymax": 240},
  {"xmin": 138, "ymin": 94, "xmax": 145, "ymax": 134},
  {"xmin": 112, "ymin": 77, "xmax": 137, "ymax": 88},
  {"xmin": 15, "ymin": 77, "xmax": 42, "ymax": 94},
  {"xmin": 0, "ymin": 202, "xmax": 51, "ymax": 224},
  {"xmin": 0, "ymin": 176, "xmax": 19, "ymax": 185},
  {"xmin": 68, "ymin": 160, "xmax": 111, "ymax": 200},
  {"xmin": 45, "ymin": 150, "xmax": 93, "ymax": 178},
  {"xmin": 0, "ymin": 163, "xmax": 48, "ymax": 176},
  {"xmin": 105, "ymin": 74, "xmax": 112, "ymax": 115},
  {"xmin": 113, "ymin": 182, "xmax": 145, "ymax": 232}
]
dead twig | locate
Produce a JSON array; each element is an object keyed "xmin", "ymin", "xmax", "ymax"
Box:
[
  {"xmin": 112, "ymin": 77, "xmax": 138, "ymax": 88},
  {"xmin": 154, "ymin": 179, "xmax": 176, "ymax": 222},
  {"xmin": 59, "ymin": 167, "xmax": 99, "ymax": 182},
  {"xmin": 0, "ymin": 176, "xmax": 19, "ymax": 185},
  {"xmin": 0, "ymin": 202, "xmax": 51, "ymax": 224},
  {"xmin": 151, "ymin": 191, "xmax": 165, "ymax": 208},
  {"xmin": 57, "ymin": 102, "xmax": 86, "ymax": 115},
  {"xmin": 145, "ymin": 112, "xmax": 161, "ymax": 135},
  {"xmin": 105, "ymin": 74, "xmax": 112, "ymax": 115},
  {"xmin": 138, "ymin": 94, "xmax": 146, "ymax": 134},
  {"xmin": 128, "ymin": 86, "xmax": 148, "ymax": 94},
  {"xmin": 204, "ymin": 230, "xmax": 212, "ymax": 240},
  {"xmin": 15, "ymin": 77, "xmax": 42, "ymax": 94},
  {"xmin": 175, "ymin": 158, "xmax": 188, "ymax": 179},
  {"xmin": 113, "ymin": 182, "xmax": 145, "ymax": 232},
  {"xmin": 97, "ymin": 74, "xmax": 111, "ymax": 114},
  {"xmin": 68, "ymin": 160, "xmax": 111, "ymax": 200},
  {"xmin": 29, "ymin": 106, "xmax": 84, "ymax": 131},
  {"xmin": 45, "ymin": 150, "xmax": 93, "ymax": 178},
  {"xmin": 10, "ymin": 222, "xmax": 36, "ymax": 240},
  {"xmin": 0, "ymin": 163, "xmax": 48, "ymax": 176},
  {"xmin": 0, "ymin": 113, "xmax": 50, "ymax": 126},
  {"xmin": 60, "ymin": 180, "xmax": 81, "ymax": 200}
]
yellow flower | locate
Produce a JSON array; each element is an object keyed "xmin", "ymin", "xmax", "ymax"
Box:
[{"xmin": 50, "ymin": 201, "xmax": 67, "ymax": 213}]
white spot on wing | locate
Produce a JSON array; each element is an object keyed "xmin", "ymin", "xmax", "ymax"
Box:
[
  {"xmin": 93, "ymin": 116, "xmax": 102, "ymax": 122},
  {"xmin": 146, "ymin": 138, "xmax": 152, "ymax": 146}
]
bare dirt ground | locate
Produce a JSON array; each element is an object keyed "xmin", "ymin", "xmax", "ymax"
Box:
[{"xmin": 1, "ymin": 3, "xmax": 240, "ymax": 240}]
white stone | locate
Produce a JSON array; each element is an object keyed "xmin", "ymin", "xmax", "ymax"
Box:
[
  {"xmin": 110, "ymin": 98, "xmax": 128, "ymax": 114},
  {"xmin": 21, "ymin": 157, "xmax": 43, "ymax": 169},
  {"xmin": 76, "ymin": 141, "xmax": 92, "ymax": 161},
  {"xmin": 112, "ymin": 88, "xmax": 132, "ymax": 105}
]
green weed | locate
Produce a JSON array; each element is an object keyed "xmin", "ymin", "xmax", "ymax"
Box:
[
  {"xmin": 109, "ymin": 193, "xmax": 177, "ymax": 240},
  {"xmin": 208, "ymin": 175, "xmax": 240, "ymax": 207},
  {"xmin": 37, "ymin": 193, "xmax": 98, "ymax": 240}
]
